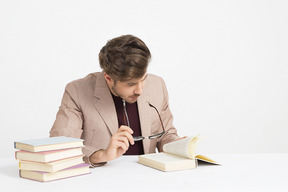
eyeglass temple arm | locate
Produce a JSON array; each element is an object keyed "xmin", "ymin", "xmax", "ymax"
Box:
[{"xmin": 148, "ymin": 103, "xmax": 165, "ymax": 133}]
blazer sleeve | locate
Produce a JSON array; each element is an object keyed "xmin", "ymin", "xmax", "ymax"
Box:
[
  {"xmin": 156, "ymin": 78, "xmax": 179, "ymax": 151},
  {"xmin": 50, "ymin": 82, "xmax": 83, "ymax": 137},
  {"xmin": 49, "ymin": 82, "xmax": 100, "ymax": 165}
]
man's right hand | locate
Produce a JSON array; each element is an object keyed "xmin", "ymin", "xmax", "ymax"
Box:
[{"xmin": 89, "ymin": 125, "xmax": 134, "ymax": 164}]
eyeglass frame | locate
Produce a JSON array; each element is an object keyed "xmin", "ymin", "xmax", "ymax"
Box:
[{"xmin": 122, "ymin": 100, "xmax": 165, "ymax": 141}]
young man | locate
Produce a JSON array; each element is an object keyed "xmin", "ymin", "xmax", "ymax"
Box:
[{"xmin": 50, "ymin": 35, "xmax": 179, "ymax": 166}]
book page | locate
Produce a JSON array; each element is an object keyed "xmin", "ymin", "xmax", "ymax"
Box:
[
  {"xmin": 196, "ymin": 154, "xmax": 220, "ymax": 165},
  {"xmin": 138, "ymin": 153, "xmax": 197, "ymax": 172},
  {"xmin": 163, "ymin": 136, "xmax": 200, "ymax": 159},
  {"xmin": 141, "ymin": 152, "xmax": 189, "ymax": 162}
]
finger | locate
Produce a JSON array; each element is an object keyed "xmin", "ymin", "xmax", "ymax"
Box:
[
  {"xmin": 116, "ymin": 136, "xmax": 130, "ymax": 149},
  {"xmin": 119, "ymin": 125, "xmax": 134, "ymax": 134},
  {"xmin": 115, "ymin": 140, "xmax": 129, "ymax": 152},
  {"xmin": 111, "ymin": 133, "xmax": 130, "ymax": 149},
  {"xmin": 175, "ymin": 136, "xmax": 188, "ymax": 141},
  {"xmin": 117, "ymin": 130, "xmax": 134, "ymax": 145}
]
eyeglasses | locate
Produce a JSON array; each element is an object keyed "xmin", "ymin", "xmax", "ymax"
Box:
[{"xmin": 122, "ymin": 100, "xmax": 165, "ymax": 141}]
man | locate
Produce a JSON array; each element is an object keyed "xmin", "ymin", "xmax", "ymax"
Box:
[{"xmin": 50, "ymin": 35, "xmax": 179, "ymax": 166}]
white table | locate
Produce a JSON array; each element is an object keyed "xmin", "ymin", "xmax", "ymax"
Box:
[{"xmin": 1, "ymin": 154, "xmax": 287, "ymax": 192}]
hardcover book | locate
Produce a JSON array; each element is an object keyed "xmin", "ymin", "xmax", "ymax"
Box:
[
  {"xmin": 19, "ymin": 163, "xmax": 90, "ymax": 182},
  {"xmin": 14, "ymin": 136, "xmax": 84, "ymax": 152},
  {"xmin": 19, "ymin": 155, "xmax": 84, "ymax": 172},
  {"xmin": 15, "ymin": 147, "xmax": 83, "ymax": 163}
]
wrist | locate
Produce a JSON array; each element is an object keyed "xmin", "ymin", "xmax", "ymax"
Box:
[{"xmin": 89, "ymin": 149, "xmax": 109, "ymax": 165}]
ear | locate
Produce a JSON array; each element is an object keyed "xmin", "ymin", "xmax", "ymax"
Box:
[
  {"xmin": 104, "ymin": 73, "xmax": 112, "ymax": 81},
  {"xmin": 104, "ymin": 72, "xmax": 113, "ymax": 83}
]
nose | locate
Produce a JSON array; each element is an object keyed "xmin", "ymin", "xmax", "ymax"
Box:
[{"xmin": 134, "ymin": 82, "xmax": 143, "ymax": 95}]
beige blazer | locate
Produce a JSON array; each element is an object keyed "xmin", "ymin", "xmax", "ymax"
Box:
[{"xmin": 50, "ymin": 72, "xmax": 179, "ymax": 164}]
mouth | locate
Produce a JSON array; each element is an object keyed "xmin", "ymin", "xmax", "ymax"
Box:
[{"xmin": 130, "ymin": 95, "xmax": 139, "ymax": 100}]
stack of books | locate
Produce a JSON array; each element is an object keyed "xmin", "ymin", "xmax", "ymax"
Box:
[{"xmin": 14, "ymin": 136, "xmax": 90, "ymax": 182}]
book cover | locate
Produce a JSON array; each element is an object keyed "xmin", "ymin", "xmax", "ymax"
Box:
[
  {"xmin": 15, "ymin": 147, "xmax": 83, "ymax": 163},
  {"xmin": 19, "ymin": 163, "xmax": 90, "ymax": 182},
  {"xmin": 14, "ymin": 136, "xmax": 84, "ymax": 152},
  {"xmin": 19, "ymin": 155, "xmax": 84, "ymax": 172}
]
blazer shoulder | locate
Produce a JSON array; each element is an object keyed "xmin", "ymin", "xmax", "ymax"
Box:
[
  {"xmin": 66, "ymin": 72, "xmax": 100, "ymax": 87},
  {"xmin": 144, "ymin": 74, "xmax": 170, "ymax": 109},
  {"xmin": 147, "ymin": 73, "xmax": 164, "ymax": 83},
  {"xmin": 146, "ymin": 73, "xmax": 166, "ymax": 89},
  {"xmin": 144, "ymin": 73, "xmax": 168, "ymax": 98},
  {"xmin": 64, "ymin": 72, "xmax": 103, "ymax": 96}
]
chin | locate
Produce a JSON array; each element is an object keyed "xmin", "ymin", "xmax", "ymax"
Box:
[{"xmin": 127, "ymin": 98, "xmax": 137, "ymax": 104}]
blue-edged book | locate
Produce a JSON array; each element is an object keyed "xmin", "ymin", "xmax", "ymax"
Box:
[{"xmin": 14, "ymin": 136, "xmax": 84, "ymax": 152}]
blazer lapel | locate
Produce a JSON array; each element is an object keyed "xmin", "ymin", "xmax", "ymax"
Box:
[{"xmin": 93, "ymin": 73, "xmax": 118, "ymax": 135}]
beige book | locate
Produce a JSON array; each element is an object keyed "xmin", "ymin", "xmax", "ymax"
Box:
[
  {"xmin": 138, "ymin": 136, "xmax": 219, "ymax": 172},
  {"xmin": 15, "ymin": 147, "xmax": 83, "ymax": 163},
  {"xmin": 14, "ymin": 136, "xmax": 84, "ymax": 152},
  {"xmin": 19, "ymin": 155, "xmax": 84, "ymax": 172},
  {"xmin": 20, "ymin": 163, "xmax": 90, "ymax": 182}
]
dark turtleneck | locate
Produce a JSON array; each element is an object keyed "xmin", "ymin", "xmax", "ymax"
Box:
[{"xmin": 111, "ymin": 94, "xmax": 144, "ymax": 155}]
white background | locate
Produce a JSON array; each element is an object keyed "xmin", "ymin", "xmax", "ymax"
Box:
[{"xmin": 1, "ymin": 0, "xmax": 287, "ymax": 158}]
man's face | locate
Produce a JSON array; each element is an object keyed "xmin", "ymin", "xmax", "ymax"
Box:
[{"xmin": 106, "ymin": 73, "xmax": 148, "ymax": 104}]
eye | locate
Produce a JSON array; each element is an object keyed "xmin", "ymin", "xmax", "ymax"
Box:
[{"xmin": 127, "ymin": 83, "xmax": 136, "ymax": 87}]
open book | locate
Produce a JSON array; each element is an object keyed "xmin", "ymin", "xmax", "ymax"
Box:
[{"xmin": 138, "ymin": 136, "xmax": 219, "ymax": 171}]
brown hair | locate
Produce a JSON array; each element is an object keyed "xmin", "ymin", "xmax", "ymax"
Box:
[{"xmin": 99, "ymin": 35, "xmax": 151, "ymax": 82}]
